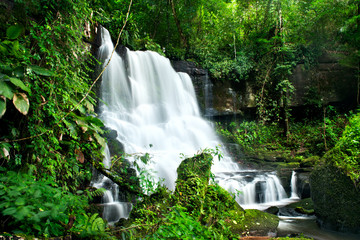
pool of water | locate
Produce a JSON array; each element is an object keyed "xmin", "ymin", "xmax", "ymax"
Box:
[{"xmin": 277, "ymin": 216, "xmax": 360, "ymax": 240}]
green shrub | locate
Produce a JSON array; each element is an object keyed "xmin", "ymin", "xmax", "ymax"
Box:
[
  {"xmin": 0, "ymin": 171, "xmax": 108, "ymax": 238},
  {"xmin": 331, "ymin": 113, "xmax": 360, "ymax": 185}
]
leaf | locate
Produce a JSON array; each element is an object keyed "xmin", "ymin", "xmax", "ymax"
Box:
[
  {"xmin": 15, "ymin": 197, "xmax": 26, "ymax": 206},
  {"xmin": 6, "ymin": 25, "xmax": 24, "ymax": 40},
  {"xmin": 3, "ymin": 207, "xmax": 17, "ymax": 216},
  {"xmin": 75, "ymin": 149, "xmax": 85, "ymax": 163},
  {"xmin": 0, "ymin": 80, "xmax": 14, "ymax": 99},
  {"xmin": 0, "ymin": 96, "xmax": 6, "ymax": 118},
  {"xmin": 28, "ymin": 65, "xmax": 54, "ymax": 77},
  {"xmin": 13, "ymin": 93, "xmax": 30, "ymax": 115},
  {"xmin": 93, "ymin": 133, "xmax": 106, "ymax": 148},
  {"xmin": 85, "ymin": 116, "xmax": 104, "ymax": 127},
  {"xmin": 9, "ymin": 77, "xmax": 31, "ymax": 93}
]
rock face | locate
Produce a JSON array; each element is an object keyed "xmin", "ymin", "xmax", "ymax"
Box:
[
  {"xmin": 173, "ymin": 52, "xmax": 357, "ymax": 119},
  {"xmin": 310, "ymin": 164, "xmax": 360, "ymax": 233},
  {"xmin": 171, "ymin": 60, "xmax": 215, "ymax": 117}
]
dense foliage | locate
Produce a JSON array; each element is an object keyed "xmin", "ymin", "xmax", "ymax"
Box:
[
  {"xmin": 91, "ymin": 0, "xmax": 359, "ymax": 123},
  {"xmin": 324, "ymin": 112, "xmax": 360, "ymax": 186},
  {"xmin": 121, "ymin": 152, "xmax": 279, "ymax": 239},
  {"xmin": 0, "ymin": 0, "xmax": 359, "ymax": 238},
  {"xmin": 0, "ymin": 0, "xmax": 108, "ymax": 237},
  {"xmin": 217, "ymin": 108, "xmax": 350, "ymax": 157}
]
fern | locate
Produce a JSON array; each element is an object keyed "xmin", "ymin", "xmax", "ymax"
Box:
[
  {"xmin": 76, "ymin": 213, "xmax": 108, "ymax": 238},
  {"xmin": 86, "ymin": 187, "xmax": 107, "ymax": 200}
]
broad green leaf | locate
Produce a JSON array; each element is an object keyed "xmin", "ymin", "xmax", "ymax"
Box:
[
  {"xmin": 94, "ymin": 133, "xmax": 106, "ymax": 148},
  {"xmin": 3, "ymin": 207, "xmax": 17, "ymax": 216},
  {"xmin": 6, "ymin": 25, "xmax": 24, "ymax": 40},
  {"xmin": 9, "ymin": 77, "xmax": 31, "ymax": 93},
  {"xmin": 0, "ymin": 80, "xmax": 14, "ymax": 99},
  {"xmin": 15, "ymin": 197, "xmax": 26, "ymax": 206},
  {"xmin": 13, "ymin": 93, "xmax": 30, "ymax": 115},
  {"xmin": 28, "ymin": 65, "xmax": 54, "ymax": 77},
  {"xmin": 64, "ymin": 119, "xmax": 77, "ymax": 137},
  {"xmin": 86, "ymin": 116, "xmax": 104, "ymax": 127},
  {"xmin": 0, "ymin": 96, "xmax": 6, "ymax": 118}
]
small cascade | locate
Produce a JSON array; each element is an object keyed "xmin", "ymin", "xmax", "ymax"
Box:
[
  {"xmin": 94, "ymin": 26, "xmax": 301, "ymax": 222},
  {"xmin": 91, "ymin": 147, "xmax": 132, "ymax": 224},
  {"xmin": 215, "ymin": 170, "xmax": 288, "ymax": 209},
  {"xmin": 203, "ymin": 71, "xmax": 215, "ymax": 119},
  {"xmin": 290, "ymin": 171, "xmax": 300, "ymax": 199}
]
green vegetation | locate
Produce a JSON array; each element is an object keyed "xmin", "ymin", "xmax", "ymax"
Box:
[
  {"xmin": 327, "ymin": 113, "xmax": 360, "ymax": 185},
  {"xmin": 119, "ymin": 151, "xmax": 279, "ymax": 239},
  {"xmin": 216, "ymin": 109, "xmax": 350, "ymax": 158},
  {"xmin": 0, "ymin": 0, "xmax": 359, "ymax": 238},
  {"xmin": 0, "ymin": 0, "xmax": 108, "ymax": 238}
]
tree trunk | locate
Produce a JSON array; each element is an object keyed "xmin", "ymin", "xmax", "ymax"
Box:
[
  {"xmin": 169, "ymin": 0, "xmax": 188, "ymax": 49},
  {"xmin": 91, "ymin": 159, "xmax": 142, "ymax": 195}
]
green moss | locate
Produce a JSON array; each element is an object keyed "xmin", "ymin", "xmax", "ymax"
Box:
[
  {"xmin": 127, "ymin": 152, "xmax": 282, "ymax": 238},
  {"xmin": 310, "ymin": 164, "xmax": 360, "ymax": 232},
  {"xmin": 300, "ymin": 156, "xmax": 319, "ymax": 168},
  {"xmin": 287, "ymin": 198, "xmax": 314, "ymax": 211},
  {"xmin": 176, "ymin": 152, "xmax": 213, "ymax": 183},
  {"xmin": 276, "ymin": 162, "xmax": 300, "ymax": 170},
  {"xmin": 227, "ymin": 209, "xmax": 279, "ymax": 236}
]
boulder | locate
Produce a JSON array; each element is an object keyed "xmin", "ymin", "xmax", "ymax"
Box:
[{"xmin": 310, "ymin": 164, "xmax": 360, "ymax": 233}]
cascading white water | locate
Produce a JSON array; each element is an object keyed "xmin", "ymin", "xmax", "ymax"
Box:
[
  {"xmin": 95, "ymin": 27, "xmax": 294, "ymax": 221},
  {"xmin": 91, "ymin": 146, "xmax": 132, "ymax": 224},
  {"xmin": 290, "ymin": 171, "xmax": 299, "ymax": 199}
]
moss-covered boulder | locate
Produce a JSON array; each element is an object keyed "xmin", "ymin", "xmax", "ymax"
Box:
[
  {"xmin": 125, "ymin": 152, "xmax": 280, "ymax": 238},
  {"xmin": 227, "ymin": 209, "xmax": 279, "ymax": 236},
  {"xmin": 176, "ymin": 152, "xmax": 213, "ymax": 183},
  {"xmin": 279, "ymin": 198, "xmax": 314, "ymax": 217},
  {"xmin": 310, "ymin": 164, "xmax": 360, "ymax": 232}
]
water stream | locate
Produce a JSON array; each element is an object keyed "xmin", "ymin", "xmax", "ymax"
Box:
[
  {"xmin": 278, "ymin": 216, "xmax": 360, "ymax": 240},
  {"xmin": 94, "ymin": 26, "xmax": 303, "ymax": 222}
]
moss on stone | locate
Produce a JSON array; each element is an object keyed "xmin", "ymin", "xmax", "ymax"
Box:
[
  {"xmin": 300, "ymin": 156, "xmax": 319, "ymax": 168},
  {"xmin": 227, "ymin": 209, "xmax": 279, "ymax": 236},
  {"xmin": 310, "ymin": 164, "xmax": 360, "ymax": 232},
  {"xmin": 286, "ymin": 198, "xmax": 314, "ymax": 211},
  {"xmin": 127, "ymin": 152, "xmax": 282, "ymax": 238},
  {"xmin": 176, "ymin": 152, "xmax": 213, "ymax": 183}
]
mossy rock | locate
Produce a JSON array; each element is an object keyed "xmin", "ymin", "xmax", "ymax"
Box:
[
  {"xmin": 310, "ymin": 164, "xmax": 360, "ymax": 232},
  {"xmin": 227, "ymin": 209, "xmax": 279, "ymax": 236},
  {"xmin": 176, "ymin": 152, "xmax": 213, "ymax": 183},
  {"xmin": 174, "ymin": 153, "xmax": 243, "ymax": 217},
  {"xmin": 265, "ymin": 206, "xmax": 280, "ymax": 215},
  {"xmin": 276, "ymin": 162, "xmax": 300, "ymax": 170},
  {"xmin": 300, "ymin": 156, "xmax": 319, "ymax": 168},
  {"xmin": 286, "ymin": 198, "xmax": 314, "ymax": 211}
]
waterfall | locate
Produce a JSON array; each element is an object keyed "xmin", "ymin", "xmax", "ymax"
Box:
[
  {"xmin": 91, "ymin": 146, "xmax": 132, "ymax": 224},
  {"xmin": 204, "ymin": 71, "xmax": 215, "ymax": 118},
  {"xmin": 95, "ymin": 27, "xmax": 295, "ymax": 222},
  {"xmin": 290, "ymin": 171, "xmax": 299, "ymax": 199}
]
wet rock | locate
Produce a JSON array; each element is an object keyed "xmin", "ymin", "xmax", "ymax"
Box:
[
  {"xmin": 102, "ymin": 127, "xmax": 124, "ymax": 157},
  {"xmin": 279, "ymin": 198, "xmax": 314, "ymax": 217},
  {"xmin": 310, "ymin": 165, "xmax": 360, "ymax": 233},
  {"xmin": 229, "ymin": 209, "xmax": 279, "ymax": 236},
  {"xmin": 265, "ymin": 206, "xmax": 279, "ymax": 215}
]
